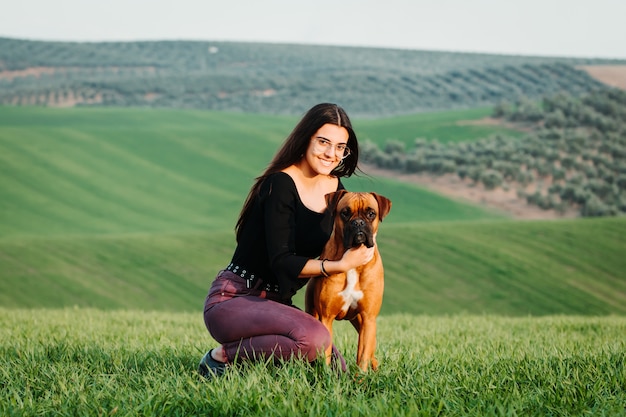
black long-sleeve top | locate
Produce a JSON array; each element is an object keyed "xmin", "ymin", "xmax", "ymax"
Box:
[{"xmin": 230, "ymin": 172, "xmax": 344, "ymax": 302}]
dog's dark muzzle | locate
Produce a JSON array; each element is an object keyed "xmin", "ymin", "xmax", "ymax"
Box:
[{"xmin": 345, "ymin": 218, "xmax": 375, "ymax": 248}]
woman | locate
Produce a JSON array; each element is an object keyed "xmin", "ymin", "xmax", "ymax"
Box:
[{"xmin": 200, "ymin": 103, "xmax": 375, "ymax": 378}]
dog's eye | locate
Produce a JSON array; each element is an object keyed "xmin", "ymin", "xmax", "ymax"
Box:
[
  {"xmin": 340, "ymin": 207, "xmax": 351, "ymax": 220},
  {"xmin": 366, "ymin": 209, "xmax": 377, "ymax": 220}
]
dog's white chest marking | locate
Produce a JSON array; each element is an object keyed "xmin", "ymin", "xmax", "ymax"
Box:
[{"xmin": 339, "ymin": 269, "xmax": 364, "ymax": 312}]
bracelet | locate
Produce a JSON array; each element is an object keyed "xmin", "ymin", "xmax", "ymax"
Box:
[{"xmin": 320, "ymin": 259, "xmax": 330, "ymax": 277}]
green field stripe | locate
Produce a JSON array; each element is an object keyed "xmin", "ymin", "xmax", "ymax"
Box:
[
  {"xmin": 61, "ymin": 126, "xmax": 274, "ymax": 230},
  {"xmin": 0, "ymin": 142, "xmax": 127, "ymax": 234},
  {"xmin": 58, "ymin": 128, "xmax": 237, "ymax": 201},
  {"xmin": 1, "ymin": 124, "xmax": 245, "ymax": 235},
  {"xmin": 2, "ymin": 218, "xmax": 624, "ymax": 315},
  {"xmin": 1, "ymin": 132, "xmax": 172, "ymax": 234},
  {"xmin": 0, "ymin": 230, "xmax": 234, "ymax": 309},
  {"xmin": 356, "ymin": 107, "xmax": 526, "ymax": 147},
  {"xmin": 377, "ymin": 218, "xmax": 626, "ymax": 315},
  {"xmin": 53, "ymin": 126, "xmax": 262, "ymax": 226}
]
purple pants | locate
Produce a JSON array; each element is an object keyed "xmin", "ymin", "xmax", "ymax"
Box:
[{"xmin": 203, "ymin": 270, "xmax": 346, "ymax": 370}]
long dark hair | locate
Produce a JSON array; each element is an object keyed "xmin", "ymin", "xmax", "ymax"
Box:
[{"xmin": 235, "ymin": 103, "xmax": 359, "ymax": 240}]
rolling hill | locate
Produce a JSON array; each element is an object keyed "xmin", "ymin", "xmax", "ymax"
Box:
[
  {"xmin": 1, "ymin": 106, "xmax": 625, "ymax": 315},
  {"xmin": 0, "ymin": 106, "xmax": 501, "ymax": 238},
  {"xmin": 1, "ymin": 217, "xmax": 624, "ymax": 315}
]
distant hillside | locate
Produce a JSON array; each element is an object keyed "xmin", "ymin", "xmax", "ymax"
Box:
[
  {"xmin": 362, "ymin": 89, "xmax": 626, "ymax": 217},
  {"xmin": 1, "ymin": 38, "xmax": 622, "ymax": 116}
]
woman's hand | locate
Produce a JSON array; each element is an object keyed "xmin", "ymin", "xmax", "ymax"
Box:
[
  {"xmin": 338, "ymin": 244, "xmax": 375, "ymax": 271},
  {"xmin": 302, "ymin": 244, "xmax": 376, "ymax": 278}
]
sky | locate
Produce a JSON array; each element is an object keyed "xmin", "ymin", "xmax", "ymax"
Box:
[{"xmin": 1, "ymin": 0, "xmax": 625, "ymax": 59}]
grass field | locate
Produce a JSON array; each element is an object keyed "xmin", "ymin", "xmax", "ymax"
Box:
[{"xmin": 2, "ymin": 309, "xmax": 624, "ymax": 416}]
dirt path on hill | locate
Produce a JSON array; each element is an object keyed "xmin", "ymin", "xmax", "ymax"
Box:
[{"xmin": 361, "ymin": 163, "xmax": 578, "ymax": 220}]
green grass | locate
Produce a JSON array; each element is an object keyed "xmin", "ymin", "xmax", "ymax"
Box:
[
  {"xmin": 375, "ymin": 217, "xmax": 626, "ymax": 316},
  {"xmin": 356, "ymin": 107, "xmax": 526, "ymax": 149},
  {"xmin": 0, "ymin": 107, "xmax": 292, "ymax": 237},
  {"xmin": 1, "ymin": 309, "xmax": 624, "ymax": 416}
]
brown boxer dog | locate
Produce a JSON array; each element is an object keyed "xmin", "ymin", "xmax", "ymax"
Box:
[{"xmin": 305, "ymin": 190, "xmax": 391, "ymax": 371}]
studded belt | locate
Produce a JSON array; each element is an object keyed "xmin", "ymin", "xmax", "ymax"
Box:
[{"xmin": 225, "ymin": 263, "xmax": 279, "ymax": 293}]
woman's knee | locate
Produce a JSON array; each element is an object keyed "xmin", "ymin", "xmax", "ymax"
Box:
[{"xmin": 296, "ymin": 320, "xmax": 331, "ymax": 361}]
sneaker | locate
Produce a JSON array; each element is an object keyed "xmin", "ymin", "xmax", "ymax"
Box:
[{"xmin": 198, "ymin": 349, "xmax": 228, "ymax": 379}]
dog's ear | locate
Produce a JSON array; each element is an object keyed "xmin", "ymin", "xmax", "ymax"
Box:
[
  {"xmin": 371, "ymin": 193, "xmax": 392, "ymax": 221},
  {"xmin": 325, "ymin": 189, "xmax": 348, "ymax": 215}
]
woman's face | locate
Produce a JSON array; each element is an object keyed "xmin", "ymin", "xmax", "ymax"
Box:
[{"xmin": 302, "ymin": 123, "xmax": 350, "ymax": 176}]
